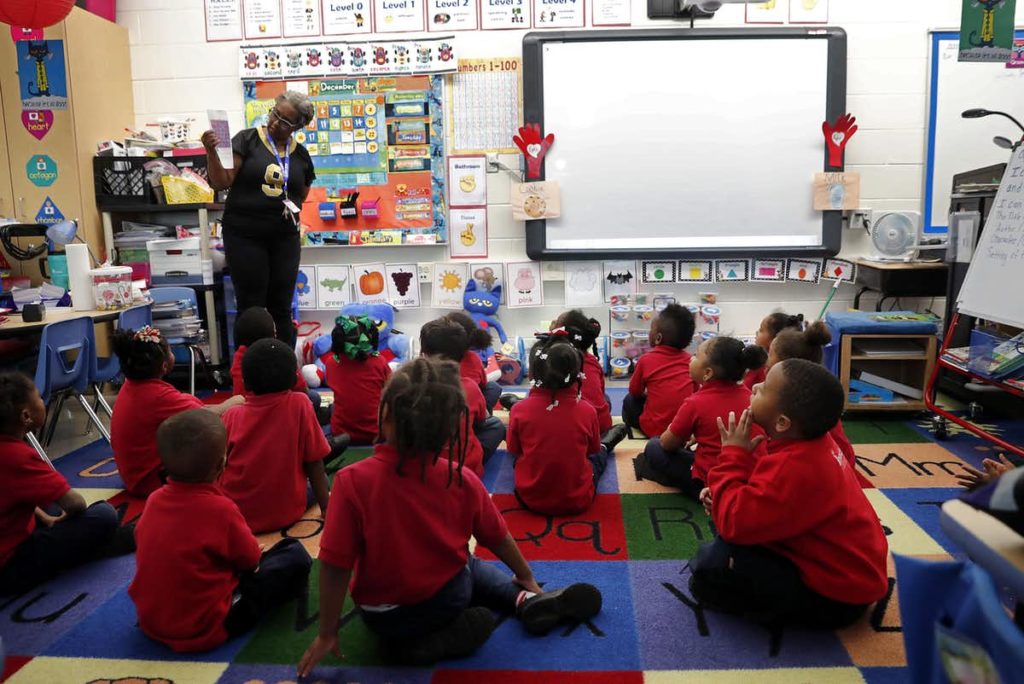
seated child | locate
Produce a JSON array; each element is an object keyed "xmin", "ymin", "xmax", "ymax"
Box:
[
  {"xmin": 220, "ymin": 339, "xmax": 333, "ymax": 532},
  {"xmin": 230, "ymin": 307, "xmax": 317, "ymax": 405},
  {"xmin": 298, "ymin": 359, "xmax": 601, "ymax": 671},
  {"xmin": 691, "ymin": 360, "xmax": 888, "ymax": 629},
  {"xmin": 323, "ymin": 315, "xmax": 392, "ymax": 444},
  {"xmin": 744, "ymin": 312, "xmax": 804, "ymax": 389},
  {"xmin": 637, "ymin": 336, "xmax": 765, "ymax": 497},
  {"xmin": 446, "ymin": 311, "xmax": 501, "ymax": 412},
  {"xmin": 420, "ymin": 318, "xmax": 505, "ymax": 477},
  {"xmin": 622, "ymin": 304, "xmax": 696, "ymax": 438},
  {"xmin": 110, "ymin": 326, "xmax": 243, "ymax": 497},
  {"xmin": 130, "ymin": 409, "xmax": 312, "ymax": 652},
  {"xmin": 507, "ymin": 336, "xmax": 611, "ymax": 516},
  {"xmin": 0, "ymin": 372, "xmax": 134, "ymax": 596}
]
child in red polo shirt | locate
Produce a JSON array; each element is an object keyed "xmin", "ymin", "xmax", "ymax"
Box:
[
  {"xmin": 636, "ymin": 336, "xmax": 765, "ymax": 497},
  {"xmin": 420, "ymin": 318, "xmax": 505, "ymax": 478},
  {"xmin": 230, "ymin": 307, "xmax": 319, "ymax": 405},
  {"xmin": 298, "ymin": 359, "xmax": 602, "ymax": 672},
  {"xmin": 446, "ymin": 311, "xmax": 501, "ymax": 412},
  {"xmin": 691, "ymin": 360, "xmax": 888, "ymax": 629},
  {"xmin": 322, "ymin": 315, "xmax": 392, "ymax": 444},
  {"xmin": 743, "ymin": 312, "xmax": 803, "ymax": 390},
  {"xmin": 130, "ymin": 409, "xmax": 311, "ymax": 652},
  {"xmin": 507, "ymin": 335, "xmax": 617, "ymax": 516},
  {"xmin": 0, "ymin": 372, "xmax": 133, "ymax": 597},
  {"xmin": 221, "ymin": 339, "xmax": 333, "ymax": 533},
  {"xmin": 623, "ymin": 304, "xmax": 696, "ymax": 438},
  {"xmin": 110, "ymin": 326, "xmax": 244, "ymax": 497}
]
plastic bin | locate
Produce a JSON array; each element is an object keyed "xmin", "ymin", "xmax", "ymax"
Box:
[
  {"xmin": 93, "ymin": 155, "xmax": 209, "ymax": 207},
  {"xmin": 967, "ymin": 328, "xmax": 1024, "ymax": 381}
]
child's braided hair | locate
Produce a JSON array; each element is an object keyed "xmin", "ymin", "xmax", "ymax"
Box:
[
  {"xmin": 112, "ymin": 326, "xmax": 171, "ymax": 380},
  {"xmin": 529, "ymin": 332, "xmax": 583, "ymax": 409},
  {"xmin": 556, "ymin": 309, "xmax": 602, "ymax": 357},
  {"xmin": 378, "ymin": 357, "xmax": 469, "ymax": 486}
]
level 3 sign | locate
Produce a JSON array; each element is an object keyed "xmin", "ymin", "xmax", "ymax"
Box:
[{"xmin": 26, "ymin": 155, "xmax": 58, "ymax": 187}]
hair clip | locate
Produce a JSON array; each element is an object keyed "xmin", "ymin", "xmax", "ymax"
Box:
[
  {"xmin": 531, "ymin": 379, "xmax": 543, "ymax": 388},
  {"xmin": 546, "ymin": 399, "xmax": 559, "ymax": 411},
  {"xmin": 564, "ymin": 373, "xmax": 572, "ymax": 383},
  {"xmin": 134, "ymin": 325, "xmax": 162, "ymax": 344},
  {"xmin": 574, "ymin": 334, "xmax": 583, "ymax": 341},
  {"xmin": 578, "ymin": 371, "xmax": 587, "ymax": 380},
  {"xmin": 550, "ymin": 327, "xmax": 569, "ymax": 337},
  {"xmin": 539, "ymin": 353, "xmax": 548, "ymax": 360}
]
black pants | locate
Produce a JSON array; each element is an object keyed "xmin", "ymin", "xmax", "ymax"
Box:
[
  {"xmin": 636, "ymin": 437, "xmax": 704, "ymax": 498},
  {"xmin": 0, "ymin": 502, "xmax": 119, "ymax": 596},
  {"xmin": 223, "ymin": 227, "xmax": 301, "ymax": 347},
  {"xmin": 622, "ymin": 394, "xmax": 645, "ymax": 433},
  {"xmin": 224, "ymin": 538, "xmax": 312, "ymax": 637},
  {"xmin": 689, "ymin": 538, "xmax": 868, "ymax": 629}
]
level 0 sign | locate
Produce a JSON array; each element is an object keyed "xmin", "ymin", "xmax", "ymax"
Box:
[{"xmin": 26, "ymin": 155, "xmax": 57, "ymax": 187}]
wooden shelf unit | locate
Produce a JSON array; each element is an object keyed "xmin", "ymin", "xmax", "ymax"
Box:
[{"xmin": 839, "ymin": 333, "xmax": 938, "ymax": 412}]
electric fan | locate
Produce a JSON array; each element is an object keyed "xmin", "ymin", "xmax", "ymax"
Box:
[{"xmin": 867, "ymin": 211, "xmax": 921, "ymax": 262}]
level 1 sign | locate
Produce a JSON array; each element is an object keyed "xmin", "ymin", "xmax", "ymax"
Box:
[{"xmin": 26, "ymin": 155, "xmax": 58, "ymax": 187}]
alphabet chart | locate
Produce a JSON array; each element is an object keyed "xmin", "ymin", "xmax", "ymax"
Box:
[{"xmin": 448, "ymin": 57, "xmax": 522, "ymax": 154}]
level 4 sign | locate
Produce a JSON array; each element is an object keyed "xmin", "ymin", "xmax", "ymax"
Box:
[
  {"xmin": 26, "ymin": 155, "xmax": 57, "ymax": 187},
  {"xmin": 35, "ymin": 196, "xmax": 65, "ymax": 225}
]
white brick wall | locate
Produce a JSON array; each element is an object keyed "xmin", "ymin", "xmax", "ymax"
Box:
[{"xmin": 116, "ymin": 0, "xmax": 1024, "ymax": 339}]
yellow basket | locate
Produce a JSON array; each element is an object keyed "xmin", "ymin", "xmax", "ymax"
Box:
[{"xmin": 161, "ymin": 175, "xmax": 214, "ymax": 204}]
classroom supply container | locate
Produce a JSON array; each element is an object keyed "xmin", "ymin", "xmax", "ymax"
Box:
[
  {"xmin": 89, "ymin": 265, "xmax": 133, "ymax": 311},
  {"xmin": 611, "ymin": 305, "xmax": 631, "ymax": 323},
  {"xmin": 610, "ymin": 357, "xmax": 631, "ymax": 377},
  {"xmin": 610, "ymin": 331, "xmax": 630, "ymax": 357},
  {"xmin": 634, "ymin": 305, "xmax": 653, "ymax": 322},
  {"xmin": 147, "ymin": 237, "xmax": 206, "ymax": 285}
]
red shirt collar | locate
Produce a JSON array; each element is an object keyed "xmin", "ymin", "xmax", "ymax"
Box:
[{"xmin": 526, "ymin": 385, "xmax": 581, "ymax": 401}]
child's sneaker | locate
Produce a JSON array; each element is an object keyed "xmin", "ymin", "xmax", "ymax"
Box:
[
  {"xmin": 517, "ymin": 583, "xmax": 602, "ymax": 635},
  {"xmin": 399, "ymin": 606, "xmax": 496, "ymax": 665}
]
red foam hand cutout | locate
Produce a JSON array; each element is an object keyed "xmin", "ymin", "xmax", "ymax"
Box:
[
  {"xmin": 822, "ymin": 113, "xmax": 857, "ymax": 168},
  {"xmin": 513, "ymin": 123, "xmax": 555, "ymax": 179}
]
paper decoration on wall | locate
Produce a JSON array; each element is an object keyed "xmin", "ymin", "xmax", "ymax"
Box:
[
  {"xmin": 355, "ymin": 263, "xmax": 389, "ymax": 304},
  {"xmin": 316, "ymin": 265, "xmax": 353, "ymax": 310},
  {"xmin": 481, "ymin": 0, "xmax": 531, "ymax": 30},
  {"xmin": 34, "ymin": 196, "xmax": 64, "ymax": 225},
  {"xmin": 745, "ymin": 0, "xmax": 786, "ymax": 24},
  {"xmin": 959, "ymin": 0, "xmax": 1018, "ymax": 63},
  {"xmin": 541, "ymin": 262, "xmax": 564, "ymax": 281},
  {"xmin": 511, "ymin": 181, "xmax": 561, "ymax": 221},
  {"xmin": 592, "ymin": 0, "xmax": 630, "ymax": 26},
  {"xmin": 514, "ymin": 124, "xmax": 554, "ymax": 180},
  {"xmin": 787, "ymin": 259, "xmax": 822, "ymax": 284},
  {"xmin": 789, "ymin": 0, "xmax": 828, "ymax": 23},
  {"xmin": 373, "ymin": 0, "xmax": 426, "ymax": 32},
  {"xmin": 564, "ymin": 261, "xmax": 603, "ymax": 307},
  {"xmin": 507, "ymin": 261, "xmax": 544, "ymax": 308},
  {"xmin": 823, "ymin": 258, "xmax": 857, "ymax": 283},
  {"xmin": 715, "ymin": 260, "xmax": 750, "ymax": 283},
  {"xmin": 296, "ymin": 266, "xmax": 318, "ymax": 309},
  {"xmin": 448, "ymin": 155, "xmax": 487, "ymax": 206},
  {"xmin": 603, "ymin": 260, "xmax": 637, "ymax": 300},
  {"xmin": 237, "ymin": 37, "xmax": 456, "ymax": 80},
  {"xmin": 641, "ymin": 261, "xmax": 676, "ymax": 284},
  {"xmin": 449, "ymin": 57, "xmax": 521, "ymax": 155},
  {"xmin": 822, "ymin": 113, "xmax": 857, "ymax": 169},
  {"xmin": 21, "ymin": 110, "xmax": 53, "ymax": 140},
  {"xmin": 813, "ymin": 171, "xmax": 861, "ymax": 211},
  {"xmin": 751, "ymin": 259, "xmax": 786, "ymax": 282},
  {"xmin": 449, "ymin": 207, "xmax": 488, "ymax": 258},
  {"xmin": 1008, "ymin": 39, "xmax": 1024, "ymax": 68},
  {"xmin": 676, "ymin": 260, "xmax": 713, "ymax": 283},
  {"xmin": 243, "ymin": 0, "xmax": 283, "ymax": 38},
  {"xmin": 26, "ymin": 155, "xmax": 57, "ymax": 187},
  {"xmin": 699, "ymin": 292, "xmax": 717, "ymax": 305},
  {"xmin": 323, "ymin": 0, "xmax": 371, "ymax": 35},
  {"xmin": 282, "ymin": 0, "xmax": 322, "ymax": 37},
  {"xmin": 16, "ymin": 40, "xmax": 68, "ymax": 110},
  {"xmin": 205, "ymin": 0, "xmax": 244, "ymax": 41},
  {"xmin": 471, "ymin": 263, "xmax": 505, "ymax": 303},
  {"xmin": 428, "ymin": 0, "xmax": 479, "ymax": 30},
  {"xmin": 10, "ymin": 27, "xmax": 44, "ymax": 42},
  {"xmin": 432, "ymin": 262, "xmax": 469, "ymax": 308},
  {"xmin": 534, "ymin": 0, "xmax": 584, "ymax": 28},
  {"xmin": 386, "ymin": 263, "xmax": 422, "ymax": 308}
]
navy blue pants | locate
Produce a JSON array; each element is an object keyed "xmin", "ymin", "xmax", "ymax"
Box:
[
  {"xmin": 475, "ymin": 416, "xmax": 506, "ymax": 465},
  {"xmin": 359, "ymin": 556, "xmax": 521, "ymax": 641},
  {"xmin": 638, "ymin": 437, "xmax": 703, "ymax": 498},
  {"xmin": 225, "ymin": 538, "xmax": 312, "ymax": 637},
  {"xmin": 0, "ymin": 501, "xmax": 119, "ymax": 596},
  {"xmin": 621, "ymin": 394, "xmax": 645, "ymax": 433},
  {"xmin": 483, "ymin": 381, "xmax": 502, "ymax": 415}
]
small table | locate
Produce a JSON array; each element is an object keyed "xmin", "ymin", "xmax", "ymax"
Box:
[
  {"xmin": 0, "ymin": 305, "xmax": 146, "ymax": 337},
  {"xmin": 853, "ymin": 258, "xmax": 949, "ymax": 311}
]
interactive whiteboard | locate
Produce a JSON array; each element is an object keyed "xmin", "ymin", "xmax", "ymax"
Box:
[{"xmin": 522, "ymin": 28, "xmax": 847, "ymax": 260}]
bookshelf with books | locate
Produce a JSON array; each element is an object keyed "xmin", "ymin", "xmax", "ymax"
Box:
[{"xmin": 839, "ymin": 333, "xmax": 938, "ymax": 412}]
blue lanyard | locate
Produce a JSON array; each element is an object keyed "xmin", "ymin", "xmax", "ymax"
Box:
[{"xmin": 270, "ymin": 139, "xmax": 290, "ymax": 200}]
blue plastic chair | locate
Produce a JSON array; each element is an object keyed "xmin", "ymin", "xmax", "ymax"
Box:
[
  {"xmin": 88, "ymin": 303, "xmax": 153, "ymax": 418},
  {"xmin": 34, "ymin": 316, "xmax": 110, "ymax": 446},
  {"xmin": 149, "ymin": 287, "xmax": 202, "ymax": 395}
]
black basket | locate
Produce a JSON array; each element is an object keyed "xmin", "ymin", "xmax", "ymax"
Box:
[{"xmin": 94, "ymin": 155, "xmax": 210, "ymax": 208}]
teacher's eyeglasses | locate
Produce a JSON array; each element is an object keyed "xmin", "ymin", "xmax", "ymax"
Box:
[{"xmin": 269, "ymin": 108, "xmax": 301, "ymax": 130}]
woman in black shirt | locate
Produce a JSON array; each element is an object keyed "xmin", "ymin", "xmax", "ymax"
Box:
[{"xmin": 202, "ymin": 91, "xmax": 316, "ymax": 346}]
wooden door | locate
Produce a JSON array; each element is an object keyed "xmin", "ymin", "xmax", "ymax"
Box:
[{"xmin": 0, "ymin": 75, "xmax": 14, "ymax": 221}]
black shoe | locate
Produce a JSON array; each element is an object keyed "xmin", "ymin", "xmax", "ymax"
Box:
[
  {"xmin": 517, "ymin": 583, "xmax": 602, "ymax": 636},
  {"xmin": 399, "ymin": 606, "xmax": 496, "ymax": 665},
  {"xmin": 316, "ymin": 403, "xmax": 332, "ymax": 426},
  {"xmin": 499, "ymin": 394, "xmax": 521, "ymax": 410},
  {"xmin": 327, "ymin": 433, "xmax": 350, "ymax": 462},
  {"xmin": 601, "ymin": 424, "xmax": 630, "ymax": 452}
]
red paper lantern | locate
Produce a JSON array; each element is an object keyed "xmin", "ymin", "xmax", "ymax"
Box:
[{"xmin": 0, "ymin": 0, "xmax": 76, "ymax": 29}]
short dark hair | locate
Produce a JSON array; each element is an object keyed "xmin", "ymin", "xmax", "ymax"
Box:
[
  {"xmin": 242, "ymin": 338, "xmax": 297, "ymax": 394},
  {"xmin": 763, "ymin": 312, "xmax": 805, "ymax": 338},
  {"xmin": 234, "ymin": 307, "xmax": 276, "ymax": 348},
  {"xmin": 656, "ymin": 304, "xmax": 696, "ymax": 350},
  {"xmin": 772, "ymin": 321, "xmax": 832, "ymax": 365},
  {"xmin": 444, "ymin": 311, "xmax": 493, "ymax": 351},
  {"xmin": 776, "ymin": 359, "xmax": 844, "ymax": 439},
  {"xmin": 705, "ymin": 336, "xmax": 768, "ymax": 383},
  {"xmin": 0, "ymin": 372, "xmax": 36, "ymax": 430},
  {"xmin": 112, "ymin": 328, "xmax": 171, "ymax": 380},
  {"xmin": 156, "ymin": 409, "xmax": 226, "ymax": 482},
  {"xmin": 420, "ymin": 318, "xmax": 469, "ymax": 363},
  {"xmin": 557, "ymin": 309, "xmax": 602, "ymax": 356}
]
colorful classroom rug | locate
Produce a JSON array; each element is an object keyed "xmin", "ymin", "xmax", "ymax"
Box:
[{"xmin": 2, "ymin": 398, "xmax": 1008, "ymax": 684}]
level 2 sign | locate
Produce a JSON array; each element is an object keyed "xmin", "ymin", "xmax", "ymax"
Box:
[
  {"xmin": 35, "ymin": 196, "xmax": 65, "ymax": 225},
  {"xmin": 26, "ymin": 155, "xmax": 58, "ymax": 187}
]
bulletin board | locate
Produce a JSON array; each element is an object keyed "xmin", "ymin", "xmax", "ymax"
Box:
[
  {"xmin": 521, "ymin": 28, "xmax": 847, "ymax": 260},
  {"xmin": 244, "ymin": 75, "xmax": 447, "ymax": 245}
]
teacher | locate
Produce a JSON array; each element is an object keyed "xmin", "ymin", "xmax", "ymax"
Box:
[{"xmin": 203, "ymin": 90, "xmax": 316, "ymax": 347}]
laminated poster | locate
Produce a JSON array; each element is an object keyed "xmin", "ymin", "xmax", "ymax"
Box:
[
  {"xmin": 959, "ymin": 0, "xmax": 1018, "ymax": 63},
  {"xmin": 374, "ymin": 0, "xmax": 426, "ymax": 33},
  {"xmin": 787, "ymin": 259, "xmax": 821, "ymax": 284},
  {"xmin": 592, "ymin": 0, "xmax": 629, "ymax": 26},
  {"xmin": 386, "ymin": 263, "xmax": 422, "ymax": 308},
  {"xmin": 432, "ymin": 262, "xmax": 469, "ymax": 308},
  {"xmin": 481, "ymin": 0, "xmax": 531, "ymax": 30},
  {"xmin": 296, "ymin": 266, "xmax": 318, "ymax": 309},
  {"xmin": 449, "ymin": 207, "xmax": 488, "ymax": 258},
  {"xmin": 604, "ymin": 260, "xmax": 637, "ymax": 300},
  {"xmin": 534, "ymin": 0, "xmax": 584, "ymax": 28},
  {"xmin": 428, "ymin": 0, "xmax": 479, "ymax": 30},
  {"xmin": 448, "ymin": 155, "xmax": 488, "ymax": 206},
  {"xmin": 470, "ymin": 263, "xmax": 505, "ymax": 303},
  {"xmin": 283, "ymin": 0, "xmax": 323, "ymax": 36},
  {"xmin": 316, "ymin": 265, "xmax": 353, "ymax": 309},
  {"xmin": 205, "ymin": 0, "xmax": 244, "ymax": 41},
  {"xmin": 751, "ymin": 259, "xmax": 785, "ymax": 282},
  {"xmin": 243, "ymin": 0, "xmax": 283, "ymax": 38},
  {"xmin": 564, "ymin": 261, "xmax": 604, "ymax": 307},
  {"xmin": 507, "ymin": 261, "xmax": 544, "ymax": 308},
  {"xmin": 17, "ymin": 40, "xmax": 68, "ymax": 110},
  {"xmin": 745, "ymin": 0, "xmax": 785, "ymax": 24},
  {"xmin": 322, "ymin": 0, "xmax": 373, "ymax": 35},
  {"xmin": 355, "ymin": 263, "xmax": 390, "ymax": 305}
]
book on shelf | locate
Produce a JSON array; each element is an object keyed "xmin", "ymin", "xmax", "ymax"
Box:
[{"xmin": 856, "ymin": 371, "xmax": 924, "ymax": 400}]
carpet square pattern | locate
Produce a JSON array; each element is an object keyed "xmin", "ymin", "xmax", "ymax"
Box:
[{"xmin": 4, "ymin": 402, "xmax": 1005, "ymax": 684}]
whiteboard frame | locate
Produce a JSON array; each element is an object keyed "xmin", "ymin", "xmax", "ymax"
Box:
[{"xmin": 522, "ymin": 27, "xmax": 848, "ymax": 261}]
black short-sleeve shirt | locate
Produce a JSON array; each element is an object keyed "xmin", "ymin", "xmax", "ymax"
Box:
[{"xmin": 223, "ymin": 127, "xmax": 316, "ymax": 236}]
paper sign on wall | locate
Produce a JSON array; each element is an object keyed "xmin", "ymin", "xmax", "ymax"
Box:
[
  {"xmin": 17, "ymin": 40, "xmax": 68, "ymax": 110},
  {"xmin": 354, "ymin": 263, "xmax": 389, "ymax": 304},
  {"xmin": 205, "ymin": 0, "xmax": 244, "ymax": 41},
  {"xmin": 34, "ymin": 197, "xmax": 64, "ymax": 225},
  {"xmin": 481, "ymin": 0, "xmax": 531, "ymax": 30},
  {"xmin": 374, "ymin": 0, "xmax": 426, "ymax": 32},
  {"xmin": 751, "ymin": 259, "xmax": 786, "ymax": 282},
  {"xmin": 507, "ymin": 261, "xmax": 544, "ymax": 308},
  {"xmin": 787, "ymin": 259, "xmax": 822, "ymax": 284},
  {"xmin": 813, "ymin": 172, "xmax": 860, "ymax": 211},
  {"xmin": 676, "ymin": 260, "xmax": 713, "ymax": 283},
  {"xmin": 745, "ymin": 0, "xmax": 785, "ymax": 24},
  {"xmin": 432, "ymin": 262, "xmax": 469, "ymax": 308},
  {"xmin": 296, "ymin": 266, "xmax": 318, "ymax": 309},
  {"xmin": 592, "ymin": 0, "xmax": 629, "ymax": 26},
  {"xmin": 448, "ymin": 155, "xmax": 487, "ymax": 206},
  {"xmin": 316, "ymin": 265, "xmax": 353, "ymax": 310},
  {"xmin": 715, "ymin": 260, "xmax": 750, "ymax": 283},
  {"xmin": 450, "ymin": 207, "xmax": 488, "ymax": 258},
  {"xmin": 386, "ymin": 263, "xmax": 422, "ymax": 308},
  {"xmin": 534, "ymin": 0, "xmax": 584, "ymax": 28},
  {"xmin": 470, "ymin": 263, "xmax": 505, "ymax": 303},
  {"xmin": 823, "ymin": 258, "xmax": 856, "ymax": 283},
  {"xmin": 26, "ymin": 155, "xmax": 57, "ymax": 187},
  {"xmin": 565, "ymin": 261, "xmax": 604, "ymax": 307},
  {"xmin": 641, "ymin": 261, "xmax": 675, "ymax": 284},
  {"xmin": 789, "ymin": 0, "xmax": 827, "ymax": 24},
  {"xmin": 604, "ymin": 260, "xmax": 637, "ymax": 300},
  {"xmin": 21, "ymin": 110, "xmax": 53, "ymax": 140},
  {"xmin": 283, "ymin": 0, "xmax": 323, "ymax": 36},
  {"xmin": 243, "ymin": 0, "xmax": 283, "ymax": 38},
  {"xmin": 427, "ymin": 0, "xmax": 478, "ymax": 31},
  {"xmin": 323, "ymin": 0, "xmax": 372, "ymax": 35},
  {"xmin": 959, "ymin": 0, "xmax": 1018, "ymax": 63},
  {"xmin": 511, "ymin": 181, "xmax": 560, "ymax": 221}
]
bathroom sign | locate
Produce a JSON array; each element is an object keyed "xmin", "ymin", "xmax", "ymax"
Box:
[{"xmin": 26, "ymin": 155, "xmax": 58, "ymax": 187}]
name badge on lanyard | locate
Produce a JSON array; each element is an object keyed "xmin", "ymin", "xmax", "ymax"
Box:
[{"xmin": 272, "ymin": 143, "xmax": 299, "ymax": 223}]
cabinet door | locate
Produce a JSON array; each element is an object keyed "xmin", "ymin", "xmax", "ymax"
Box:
[{"xmin": 0, "ymin": 75, "xmax": 14, "ymax": 220}]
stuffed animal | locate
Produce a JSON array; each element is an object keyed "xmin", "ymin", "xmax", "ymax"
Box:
[
  {"xmin": 463, "ymin": 280, "xmax": 507, "ymax": 345},
  {"xmin": 301, "ymin": 303, "xmax": 409, "ymax": 387}
]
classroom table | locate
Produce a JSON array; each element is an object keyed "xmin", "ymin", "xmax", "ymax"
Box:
[
  {"xmin": 0, "ymin": 305, "xmax": 146, "ymax": 337},
  {"xmin": 853, "ymin": 258, "xmax": 949, "ymax": 311}
]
